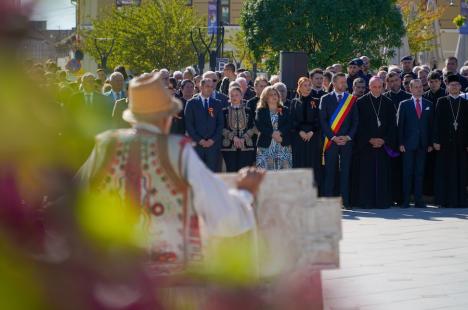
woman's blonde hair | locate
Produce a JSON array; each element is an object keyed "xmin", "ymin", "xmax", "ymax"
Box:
[
  {"xmin": 296, "ymin": 76, "xmax": 311, "ymax": 96},
  {"xmin": 257, "ymin": 86, "xmax": 283, "ymax": 110}
]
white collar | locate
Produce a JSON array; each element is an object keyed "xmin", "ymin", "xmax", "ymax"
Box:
[
  {"xmin": 412, "ymin": 96, "xmax": 422, "ymax": 101},
  {"xmin": 449, "ymin": 94, "xmax": 460, "ymax": 99},
  {"xmin": 334, "ymin": 91, "xmax": 344, "ymax": 97},
  {"xmin": 370, "ymin": 93, "xmax": 381, "ymax": 99},
  {"xmin": 133, "ymin": 122, "xmax": 162, "ymax": 134},
  {"xmin": 200, "ymin": 94, "xmax": 210, "ymax": 102}
]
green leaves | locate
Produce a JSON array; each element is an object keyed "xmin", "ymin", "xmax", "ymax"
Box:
[
  {"xmin": 241, "ymin": 0, "xmax": 405, "ymax": 72},
  {"xmin": 85, "ymin": 0, "xmax": 205, "ymax": 73}
]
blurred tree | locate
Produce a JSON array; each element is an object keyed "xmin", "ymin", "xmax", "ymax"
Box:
[
  {"xmin": 240, "ymin": 0, "xmax": 405, "ymax": 73},
  {"xmin": 397, "ymin": 0, "xmax": 446, "ymax": 54},
  {"xmin": 84, "ymin": 0, "xmax": 205, "ymax": 73},
  {"xmin": 226, "ymin": 29, "xmax": 264, "ymax": 72}
]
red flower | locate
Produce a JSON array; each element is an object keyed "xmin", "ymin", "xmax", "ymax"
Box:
[
  {"xmin": 277, "ymin": 107, "xmax": 283, "ymax": 115},
  {"xmin": 151, "ymin": 203, "xmax": 165, "ymax": 216},
  {"xmin": 208, "ymin": 107, "xmax": 214, "ymax": 117}
]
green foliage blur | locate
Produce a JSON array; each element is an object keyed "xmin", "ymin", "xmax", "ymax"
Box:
[
  {"xmin": 240, "ymin": 0, "xmax": 406, "ymax": 73},
  {"xmin": 85, "ymin": 0, "xmax": 206, "ymax": 73}
]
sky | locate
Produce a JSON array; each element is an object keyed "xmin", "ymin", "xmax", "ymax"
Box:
[{"xmin": 29, "ymin": 0, "xmax": 76, "ymax": 30}]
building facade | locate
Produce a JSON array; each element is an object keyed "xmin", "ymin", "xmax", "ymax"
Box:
[{"xmin": 21, "ymin": 21, "xmax": 75, "ymax": 63}]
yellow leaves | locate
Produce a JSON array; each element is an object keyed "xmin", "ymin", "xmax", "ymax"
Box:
[
  {"xmin": 453, "ymin": 14, "xmax": 467, "ymax": 28},
  {"xmin": 76, "ymin": 191, "xmax": 146, "ymax": 250},
  {"xmin": 397, "ymin": 0, "xmax": 447, "ymax": 53},
  {"xmin": 188, "ymin": 231, "xmax": 262, "ymax": 287}
]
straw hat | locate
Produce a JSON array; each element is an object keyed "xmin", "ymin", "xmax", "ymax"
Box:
[{"xmin": 122, "ymin": 72, "xmax": 182, "ymax": 124}]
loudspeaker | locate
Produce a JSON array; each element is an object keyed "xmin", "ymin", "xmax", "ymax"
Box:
[{"xmin": 279, "ymin": 51, "xmax": 309, "ymax": 93}]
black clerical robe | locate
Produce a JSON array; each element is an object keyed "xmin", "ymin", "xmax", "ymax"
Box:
[
  {"xmin": 384, "ymin": 90, "xmax": 411, "ymax": 204},
  {"xmin": 356, "ymin": 93, "xmax": 396, "ymax": 208},
  {"xmin": 422, "ymin": 88, "xmax": 446, "ymax": 196},
  {"xmin": 423, "ymin": 88, "xmax": 446, "ymax": 110},
  {"xmin": 433, "ymin": 96, "xmax": 468, "ymax": 207}
]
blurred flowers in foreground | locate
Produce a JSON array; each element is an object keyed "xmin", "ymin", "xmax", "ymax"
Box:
[{"xmin": 0, "ymin": 3, "xmax": 323, "ymax": 310}]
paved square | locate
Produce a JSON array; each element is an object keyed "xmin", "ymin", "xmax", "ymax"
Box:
[{"xmin": 322, "ymin": 208, "xmax": 468, "ymax": 310}]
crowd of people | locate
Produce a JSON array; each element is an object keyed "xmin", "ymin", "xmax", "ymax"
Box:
[{"xmin": 32, "ymin": 55, "xmax": 468, "ymax": 210}]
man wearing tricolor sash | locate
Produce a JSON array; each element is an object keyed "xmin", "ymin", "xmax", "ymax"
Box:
[{"xmin": 319, "ymin": 73, "xmax": 359, "ymax": 209}]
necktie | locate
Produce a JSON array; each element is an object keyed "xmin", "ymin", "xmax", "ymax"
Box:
[
  {"xmin": 204, "ymin": 98, "xmax": 209, "ymax": 110},
  {"xmin": 416, "ymin": 98, "xmax": 422, "ymax": 119},
  {"xmin": 338, "ymin": 94, "xmax": 343, "ymax": 102}
]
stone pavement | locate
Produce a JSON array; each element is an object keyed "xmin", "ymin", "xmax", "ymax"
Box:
[{"xmin": 322, "ymin": 207, "xmax": 468, "ymax": 310}]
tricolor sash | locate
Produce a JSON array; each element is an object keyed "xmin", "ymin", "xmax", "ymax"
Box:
[{"xmin": 322, "ymin": 93, "xmax": 357, "ymax": 165}]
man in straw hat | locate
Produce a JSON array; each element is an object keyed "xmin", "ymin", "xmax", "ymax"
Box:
[{"xmin": 77, "ymin": 72, "xmax": 265, "ymax": 275}]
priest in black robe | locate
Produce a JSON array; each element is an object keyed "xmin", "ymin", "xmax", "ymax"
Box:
[
  {"xmin": 383, "ymin": 72, "xmax": 411, "ymax": 206},
  {"xmin": 422, "ymin": 71, "xmax": 446, "ymax": 197},
  {"xmin": 433, "ymin": 74, "xmax": 468, "ymax": 208},
  {"xmin": 356, "ymin": 77, "xmax": 396, "ymax": 208}
]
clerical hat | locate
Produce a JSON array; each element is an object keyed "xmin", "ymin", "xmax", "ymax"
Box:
[{"xmin": 446, "ymin": 74, "xmax": 461, "ymax": 85}]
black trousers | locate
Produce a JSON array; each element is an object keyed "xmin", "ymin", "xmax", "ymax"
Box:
[
  {"xmin": 402, "ymin": 148, "xmax": 427, "ymax": 206},
  {"xmin": 323, "ymin": 142, "xmax": 353, "ymax": 206},
  {"xmin": 222, "ymin": 150, "xmax": 255, "ymax": 173},
  {"xmin": 195, "ymin": 145, "xmax": 221, "ymax": 172}
]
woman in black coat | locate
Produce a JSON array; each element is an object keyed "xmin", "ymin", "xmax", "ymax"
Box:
[
  {"xmin": 255, "ymin": 86, "xmax": 292, "ymax": 170},
  {"xmin": 290, "ymin": 77, "xmax": 321, "ymax": 169}
]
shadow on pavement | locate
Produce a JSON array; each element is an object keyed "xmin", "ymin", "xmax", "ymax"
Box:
[{"xmin": 342, "ymin": 207, "xmax": 468, "ymax": 221}]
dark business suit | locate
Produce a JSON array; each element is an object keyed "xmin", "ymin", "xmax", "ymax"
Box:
[
  {"xmin": 319, "ymin": 92, "xmax": 359, "ymax": 207},
  {"xmin": 66, "ymin": 91, "xmax": 115, "ymax": 163},
  {"xmin": 397, "ymin": 97, "xmax": 433, "ymax": 207},
  {"xmin": 194, "ymin": 91, "xmax": 229, "ymax": 108},
  {"xmin": 185, "ymin": 95, "xmax": 224, "ymax": 172},
  {"xmin": 255, "ymin": 106, "xmax": 292, "ymax": 148}
]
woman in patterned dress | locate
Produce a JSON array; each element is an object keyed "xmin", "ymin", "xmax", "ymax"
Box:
[
  {"xmin": 255, "ymin": 86, "xmax": 292, "ymax": 170},
  {"xmin": 221, "ymin": 87, "xmax": 256, "ymax": 172}
]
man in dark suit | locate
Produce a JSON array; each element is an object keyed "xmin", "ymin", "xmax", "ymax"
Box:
[
  {"xmin": 103, "ymin": 72, "xmax": 127, "ymax": 104},
  {"xmin": 202, "ymin": 71, "xmax": 229, "ymax": 107},
  {"xmin": 319, "ymin": 73, "xmax": 359, "ymax": 209},
  {"xmin": 185, "ymin": 78, "xmax": 224, "ymax": 172},
  {"xmin": 66, "ymin": 72, "xmax": 115, "ymax": 163},
  {"xmin": 398, "ymin": 79, "xmax": 434, "ymax": 208}
]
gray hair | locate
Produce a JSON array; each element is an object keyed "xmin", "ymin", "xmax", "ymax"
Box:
[
  {"xmin": 202, "ymin": 71, "xmax": 216, "ymax": 79},
  {"xmin": 460, "ymin": 66, "xmax": 468, "ymax": 75},
  {"xmin": 109, "ymin": 71, "xmax": 124, "ymax": 81},
  {"xmin": 82, "ymin": 72, "xmax": 96, "ymax": 80},
  {"xmin": 272, "ymin": 82, "xmax": 287, "ymax": 93},
  {"xmin": 235, "ymin": 77, "xmax": 247, "ymax": 84},
  {"xmin": 409, "ymin": 78, "xmax": 422, "ymax": 89},
  {"xmin": 185, "ymin": 66, "xmax": 196, "ymax": 76}
]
